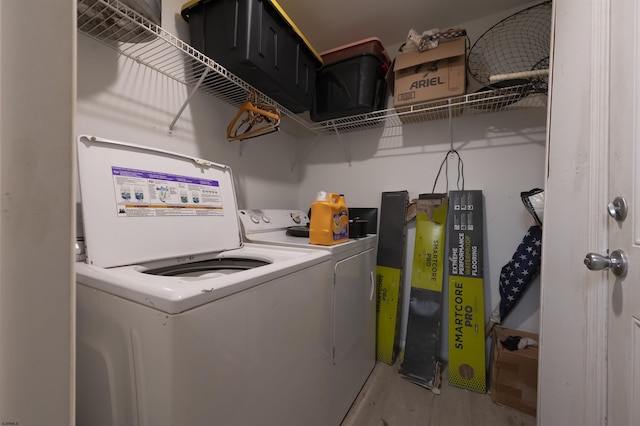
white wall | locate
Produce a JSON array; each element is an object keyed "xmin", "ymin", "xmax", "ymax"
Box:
[
  {"xmin": 0, "ymin": 0, "xmax": 75, "ymax": 424},
  {"xmin": 76, "ymin": 0, "xmax": 302, "ymax": 210},
  {"xmin": 297, "ymin": 109, "xmax": 546, "ymax": 357},
  {"xmin": 296, "ymin": 4, "xmax": 548, "ymax": 359},
  {"xmin": 75, "ymin": 0, "xmax": 547, "ymax": 365},
  {"xmin": 0, "ymin": 0, "xmax": 554, "ymax": 421}
]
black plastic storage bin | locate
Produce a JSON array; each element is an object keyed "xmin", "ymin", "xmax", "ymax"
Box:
[
  {"xmin": 311, "ymin": 54, "xmax": 388, "ymax": 122},
  {"xmin": 181, "ymin": 0, "xmax": 322, "ymax": 113}
]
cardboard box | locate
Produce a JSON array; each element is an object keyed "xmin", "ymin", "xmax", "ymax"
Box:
[
  {"xmin": 393, "ymin": 37, "xmax": 466, "ymax": 108},
  {"xmin": 490, "ymin": 326, "xmax": 539, "ymax": 416},
  {"xmin": 446, "ymin": 190, "xmax": 486, "ymax": 393}
]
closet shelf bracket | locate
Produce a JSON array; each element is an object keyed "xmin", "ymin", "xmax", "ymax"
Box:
[
  {"xmin": 331, "ymin": 125, "xmax": 351, "ymax": 166},
  {"xmin": 169, "ymin": 68, "xmax": 210, "ymax": 133}
]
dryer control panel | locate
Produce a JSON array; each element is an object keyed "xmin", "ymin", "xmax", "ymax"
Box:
[{"xmin": 239, "ymin": 209, "xmax": 309, "ymax": 233}]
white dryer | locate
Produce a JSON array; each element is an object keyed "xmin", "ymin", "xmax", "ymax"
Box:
[
  {"xmin": 75, "ymin": 135, "xmax": 334, "ymax": 426},
  {"xmin": 238, "ymin": 209, "xmax": 377, "ymax": 426}
]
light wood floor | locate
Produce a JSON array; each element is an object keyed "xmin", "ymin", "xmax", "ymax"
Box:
[{"xmin": 342, "ymin": 360, "xmax": 536, "ymax": 426}]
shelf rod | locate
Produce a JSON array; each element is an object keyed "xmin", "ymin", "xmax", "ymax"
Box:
[
  {"xmin": 169, "ymin": 68, "xmax": 210, "ymax": 132},
  {"xmin": 333, "ymin": 125, "xmax": 351, "ymax": 166},
  {"xmin": 448, "ymin": 98, "xmax": 454, "ymax": 151},
  {"xmin": 291, "ymin": 135, "xmax": 321, "ymax": 171}
]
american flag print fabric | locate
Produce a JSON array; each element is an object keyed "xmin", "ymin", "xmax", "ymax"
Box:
[{"xmin": 498, "ymin": 225, "xmax": 542, "ymax": 321}]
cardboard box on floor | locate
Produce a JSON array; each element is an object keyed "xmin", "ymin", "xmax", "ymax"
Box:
[
  {"xmin": 490, "ymin": 326, "xmax": 539, "ymax": 416},
  {"xmin": 392, "ymin": 37, "xmax": 466, "ymax": 109}
]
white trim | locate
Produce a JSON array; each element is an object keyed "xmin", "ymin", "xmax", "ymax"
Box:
[
  {"xmin": 585, "ymin": 0, "xmax": 610, "ymax": 424},
  {"xmin": 539, "ymin": 0, "xmax": 609, "ymax": 423},
  {"xmin": 635, "ymin": 0, "xmax": 640, "ymax": 249},
  {"xmin": 0, "ymin": 1, "xmax": 76, "ymax": 423}
]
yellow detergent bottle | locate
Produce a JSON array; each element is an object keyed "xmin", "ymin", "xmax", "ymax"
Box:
[{"xmin": 309, "ymin": 191, "xmax": 349, "ymax": 245}]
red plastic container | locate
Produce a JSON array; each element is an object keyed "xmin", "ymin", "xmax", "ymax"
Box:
[{"xmin": 320, "ymin": 37, "xmax": 391, "ymax": 68}]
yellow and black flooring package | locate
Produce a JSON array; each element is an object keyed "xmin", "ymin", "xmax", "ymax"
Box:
[
  {"xmin": 401, "ymin": 194, "xmax": 449, "ymax": 391},
  {"xmin": 447, "ymin": 190, "xmax": 486, "ymax": 393}
]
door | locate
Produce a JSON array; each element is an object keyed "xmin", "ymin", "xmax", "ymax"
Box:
[
  {"xmin": 538, "ymin": 0, "xmax": 606, "ymax": 422},
  {"xmin": 0, "ymin": 1, "xmax": 76, "ymax": 425},
  {"xmin": 333, "ymin": 248, "xmax": 376, "ymax": 366},
  {"xmin": 608, "ymin": 0, "xmax": 640, "ymax": 424},
  {"xmin": 331, "ymin": 247, "xmax": 376, "ymax": 425}
]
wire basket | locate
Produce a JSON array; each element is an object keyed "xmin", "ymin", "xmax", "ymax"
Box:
[{"xmin": 468, "ymin": 1, "xmax": 552, "ymax": 93}]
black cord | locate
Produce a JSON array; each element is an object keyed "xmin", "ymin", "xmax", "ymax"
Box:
[{"xmin": 431, "ymin": 149, "xmax": 465, "ymax": 194}]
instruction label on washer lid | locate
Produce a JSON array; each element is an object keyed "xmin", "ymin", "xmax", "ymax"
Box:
[{"xmin": 112, "ymin": 166, "xmax": 223, "ymax": 217}]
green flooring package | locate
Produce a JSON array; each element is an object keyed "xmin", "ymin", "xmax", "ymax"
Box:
[{"xmin": 447, "ymin": 190, "xmax": 486, "ymax": 393}]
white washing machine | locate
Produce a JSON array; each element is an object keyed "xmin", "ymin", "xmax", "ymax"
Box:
[
  {"xmin": 75, "ymin": 135, "xmax": 334, "ymax": 426},
  {"xmin": 238, "ymin": 208, "xmax": 378, "ymax": 426}
]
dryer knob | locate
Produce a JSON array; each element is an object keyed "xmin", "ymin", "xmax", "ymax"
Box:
[
  {"xmin": 251, "ymin": 215, "xmax": 260, "ymax": 224},
  {"xmin": 291, "ymin": 213, "xmax": 301, "ymax": 224},
  {"xmin": 261, "ymin": 216, "xmax": 271, "ymax": 223}
]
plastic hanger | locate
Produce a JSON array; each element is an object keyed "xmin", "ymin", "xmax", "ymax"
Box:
[{"xmin": 226, "ymin": 90, "xmax": 281, "ymax": 142}]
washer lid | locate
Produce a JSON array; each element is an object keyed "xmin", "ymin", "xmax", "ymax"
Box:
[{"xmin": 77, "ymin": 135, "xmax": 242, "ymax": 268}]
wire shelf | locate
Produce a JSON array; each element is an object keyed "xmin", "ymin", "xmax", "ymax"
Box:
[
  {"xmin": 309, "ymin": 87, "xmax": 546, "ymax": 134},
  {"xmin": 77, "ymin": 0, "xmax": 547, "ymax": 138}
]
